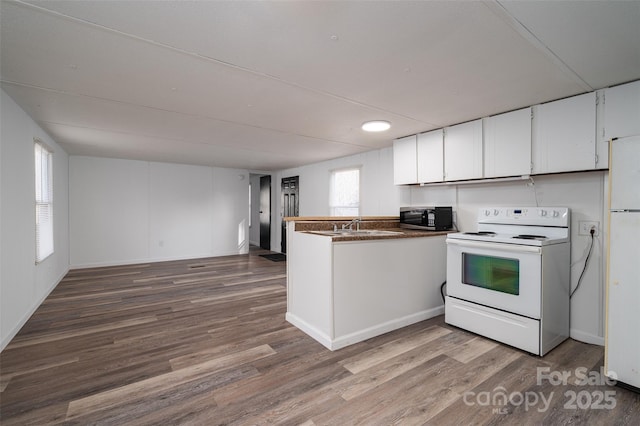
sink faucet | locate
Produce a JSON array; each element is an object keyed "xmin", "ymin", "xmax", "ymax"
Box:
[{"xmin": 342, "ymin": 217, "xmax": 362, "ymax": 231}]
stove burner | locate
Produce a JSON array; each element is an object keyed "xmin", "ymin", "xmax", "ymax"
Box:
[
  {"xmin": 464, "ymin": 231, "xmax": 496, "ymax": 236},
  {"xmin": 513, "ymin": 234, "xmax": 547, "ymax": 240}
]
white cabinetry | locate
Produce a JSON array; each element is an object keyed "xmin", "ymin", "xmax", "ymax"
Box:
[
  {"xmin": 532, "ymin": 92, "xmax": 596, "ymax": 174},
  {"xmin": 286, "ymin": 222, "xmax": 447, "ymax": 350},
  {"xmin": 417, "ymin": 129, "xmax": 444, "ymax": 183},
  {"xmin": 483, "ymin": 107, "xmax": 532, "ymax": 178},
  {"xmin": 332, "ymin": 238, "xmax": 446, "ymax": 343},
  {"xmin": 444, "ymin": 119, "xmax": 483, "ymax": 181},
  {"xmin": 604, "ymin": 80, "xmax": 640, "ymax": 140},
  {"xmin": 393, "ymin": 135, "xmax": 418, "ymax": 185},
  {"xmin": 391, "ymin": 82, "xmax": 620, "ymax": 184}
]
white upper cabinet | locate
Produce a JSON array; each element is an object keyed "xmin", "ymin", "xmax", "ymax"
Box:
[
  {"xmin": 532, "ymin": 92, "xmax": 596, "ymax": 174},
  {"xmin": 417, "ymin": 129, "xmax": 444, "ymax": 183},
  {"xmin": 604, "ymin": 80, "xmax": 640, "ymax": 140},
  {"xmin": 483, "ymin": 107, "xmax": 532, "ymax": 178},
  {"xmin": 390, "ymin": 82, "xmax": 628, "ymax": 185},
  {"xmin": 393, "ymin": 135, "xmax": 418, "ymax": 185},
  {"xmin": 444, "ymin": 119, "xmax": 483, "ymax": 181}
]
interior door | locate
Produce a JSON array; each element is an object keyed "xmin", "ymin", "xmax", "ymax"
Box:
[
  {"xmin": 281, "ymin": 176, "xmax": 299, "ymax": 253},
  {"xmin": 259, "ymin": 175, "xmax": 271, "ymax": 250}
]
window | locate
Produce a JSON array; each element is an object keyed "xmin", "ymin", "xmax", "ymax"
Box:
[
  {"xmin": 329, "ymin": 167, "xmax": 360, "ymax": 216},
  {"xmin": 35, "ymin": 139, "xmax": 53, "ymax": 263}
]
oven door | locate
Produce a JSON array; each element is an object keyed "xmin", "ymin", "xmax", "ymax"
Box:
[{"xmin": 446, "ymin": 239, "xmax": 542, "ymax": 319}]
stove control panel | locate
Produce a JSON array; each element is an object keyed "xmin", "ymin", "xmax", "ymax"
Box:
[{"xmin": 479, "ymin": 207, "xmax": 570, "ymax": 227}]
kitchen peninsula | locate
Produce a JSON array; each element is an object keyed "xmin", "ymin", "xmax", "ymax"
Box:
[{"xmin": 285, "ymin": 217, "xmax": 449, "ymax": 350}]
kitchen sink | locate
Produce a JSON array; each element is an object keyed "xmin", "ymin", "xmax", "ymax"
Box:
[{"xmin": 308, "ymin": 229, "xmax": 404, "ymax": 237}]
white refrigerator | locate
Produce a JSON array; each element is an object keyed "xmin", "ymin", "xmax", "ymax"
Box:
[{"xmin": 605, "ymin": 135, "xmax": 640, "ymax": 390}]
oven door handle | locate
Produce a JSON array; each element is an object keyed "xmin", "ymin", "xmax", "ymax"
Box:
[{"xmin": 446, "ymin": 239, "xmax": 542, "ymax": 254}]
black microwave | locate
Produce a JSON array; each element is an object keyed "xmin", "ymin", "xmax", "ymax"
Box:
[{"xmin": 399, "ymin": 206, "xmax": 453, "ymax": 231}]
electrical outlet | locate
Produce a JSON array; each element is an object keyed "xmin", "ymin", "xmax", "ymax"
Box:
[{"xmin": 578, "ymin": 221, "xmax": 599, "ymax": 236}]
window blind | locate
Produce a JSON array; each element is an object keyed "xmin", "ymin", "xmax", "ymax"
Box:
[
  {"xmin": 329, "ymin": 167, "xmax": 360, "ymax": 216},
  {"xmin": 35, "ymin": 140, "xmax": 54, "ymax": 263}
]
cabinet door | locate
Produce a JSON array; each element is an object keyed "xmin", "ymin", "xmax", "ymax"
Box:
[
  {"xmin": 532, "ymin": 92, "xmax": 596, "ymax": 174},
  {"xmin": 483, "ymin": 107, "xmax": 531, "ymax": 178},
  {"xmin": 610, "ymin": 136, "xmax": 640, "ymax": 210},
  {"xmin": 444, "ymin": 119, "xmax": 483, "ymax": 181},
  {"xmin": 393, "ymin": 135, "xmax": 418, "ymax": 185},
  {"xmin": 605, "ymin": 80, "xmax": 640, "ymax": 140},
  {"xmin": 417, "ymin": 129, "xmax": 444, "ymax": 183}
]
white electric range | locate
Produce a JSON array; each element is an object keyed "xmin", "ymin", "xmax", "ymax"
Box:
[{"xmin": 445, "ymin": 206, "xmax": 571, "ymax": 356}]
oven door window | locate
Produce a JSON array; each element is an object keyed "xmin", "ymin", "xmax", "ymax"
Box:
[{"xmin": 462, "ymin": 253, "xmax": 519, "ymax": 295}]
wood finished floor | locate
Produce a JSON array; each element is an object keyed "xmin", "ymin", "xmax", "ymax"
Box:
[{"xmin": 1, "ymin": 248, "xmax": 639, "ymax": 425}]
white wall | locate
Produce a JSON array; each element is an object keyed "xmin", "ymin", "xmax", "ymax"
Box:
[
  {"xmin": 69, "ymin": 156, "xmax": 249, "ymax": 268},
  {"xmin": 212, "ymin": 167, "xmax": 251, "ymax": 255},
  {"xmin": 1, "ymin": 90, "xmax": 70, "ymax": 351},
  {"xmin": 273, "ymin": 146, "xmax": 410, "ymax": 252},
  {"xmin": 273, "ymin": 143, "xmax": 607, "ymax": 345},
  {"xmin": 274, "ymin": 147, "xmax": 410, "ymax": 243}
]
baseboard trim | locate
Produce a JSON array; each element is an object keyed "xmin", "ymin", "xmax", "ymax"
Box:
[
  {"xmin": 331, "ymin": 307, "xmax": 444, "ymax": 350},
  {"xmin": 570, "ymin": 328, "xmax": 605, "ymax": 346},
  {"xmin": 69, "ymin": 250, "xmax": 250, "ymax": 270},
  {"xmin": 286, "ymin": 306, "xmax": 444, "ymax": 351},
  {"xmin": 285, "ymin": 312, "xmax": 333, "ymax": 349},
  {"xmin": 1, "ymin": 267, "xmax": 69, "ymax": 352}
]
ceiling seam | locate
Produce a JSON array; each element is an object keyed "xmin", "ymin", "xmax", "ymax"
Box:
[
  {"xmin": 11, "ymin": 0, "xmax": 438, "ymax": 128},
  {"xmin": 0, "ymin": 79, "xmax": 374, "ymax": 150},
  {"xmin": 486, "ymin": 0, "xmax": 594, "ymax": 92},
  {"xmin": 37, "ymin": 118, "xmax": 371, "ymax": 154}
]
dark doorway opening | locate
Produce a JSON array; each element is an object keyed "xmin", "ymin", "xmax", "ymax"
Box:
[
  {"xmin": 281, "ymin": 176, "xmax": 299, "ymax": 253},
  {"xmin": 259, "ymin": 175, "xmax": 271, "ymax": 250}
]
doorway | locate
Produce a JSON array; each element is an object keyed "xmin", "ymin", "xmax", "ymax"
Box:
[
  {"xmin": 259, "ymin": 175, "xmax": 271, "ymax": 250},
  {"xmin": 281, "ymin": 176, "xmax": 299, "ymax": 253}
]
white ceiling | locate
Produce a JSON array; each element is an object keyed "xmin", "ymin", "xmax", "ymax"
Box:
[{"xmin": 1, "ymin": 0, "xmax": 639, "ymax": 171}]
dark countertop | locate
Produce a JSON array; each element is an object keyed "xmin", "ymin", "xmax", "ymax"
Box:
[
  {"xmin": 290, "ymin": 217, "xmax": 451, "ymax": 241},
  {"xmin": 302, "ymin": 228, "xmax": 451, "ymax": 242}
]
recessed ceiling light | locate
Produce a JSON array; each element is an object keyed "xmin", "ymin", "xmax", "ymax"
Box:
[{"xmin": 362, "ymin": 120, "xmax": 391, "ymax": 132}]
